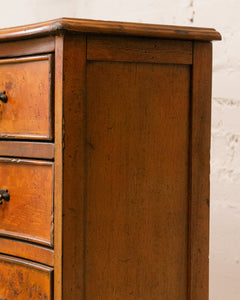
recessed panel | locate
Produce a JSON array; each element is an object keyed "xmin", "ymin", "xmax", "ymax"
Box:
[{"xmin": 86, "ymin": 61, "xmax": 190, "ymax": 299}]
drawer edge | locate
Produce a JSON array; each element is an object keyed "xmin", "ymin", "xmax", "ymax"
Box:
[
  {"xmin": 0, "ymin": 230, "xmax": 52, "ymax": 248},
  {"xmin": 0, "ymin": 141, "xmax": 54, "ymax": 160},
  {"xmin": 0, "ymin": 238, "xmax": 54, "ymax": 267}
]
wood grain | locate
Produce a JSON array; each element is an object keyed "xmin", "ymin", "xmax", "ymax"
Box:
[
  {"xmin": 0, "ymin": 158, "xmax": 54, "ymax": 247},
  {"xmin": 0, "ymin": 20, "xmax": 217, "ymax": 299},
  {"xmin": 0, "ymin": 36, "xmax": 55, "ymax": 58},
  {"xmin": 87, "ymin": 35, "xmax": 192, "ymax": 64},
  {"xmin": 0, "ymin": 55, "xmax": 53, "ymax": 140},
  {"xmin": 85, "ymin": 61, "xmax": 190, "ymax": 299},
  {"xmin": 188, "ymin": 41, "xmax": 212, "ymax": 300},
  {"xmin": 0, "ymin": 17, "xmax": 221, "ymax": 42},
  {"xmin": 0, "ymin": 238, "xmax": 54, "ymax": 266},
  {"xmin": 0, "ymin": 254, "xmax": 53, "ymax": 299},
  {"xmin": 62, "ymin": 33, "xmax": 86, "ymax": 300},
  {"xmin": 0, "ymin": 141, "xmax": 54, "ymax": 159}
]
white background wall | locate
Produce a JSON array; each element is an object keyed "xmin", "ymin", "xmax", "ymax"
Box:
[{"xmin": 0, "ymin": 1, "xmax": 236, "ymax": 299}]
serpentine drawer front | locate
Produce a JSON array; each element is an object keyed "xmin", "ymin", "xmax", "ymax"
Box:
[
  {"xmin": 0, "ymin": 18, "xmax": 221, "ymax": 300},
  {"xmin": 0, "ymin": 158, "xmax": 54, "ymax": 247},
  {"xmin": 0, "ymin": 255, "xmax": 53, "ymax": 299},
  {"xmin": 0, "ymin": 55, "xmax": 53, "ymax": 140}
]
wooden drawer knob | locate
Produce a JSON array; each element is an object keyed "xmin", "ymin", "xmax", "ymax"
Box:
[
  {"xmin": 0, "ymin": 189, "xmax": 10, "ymax": 204},
  {"xmin": 0, "ymin": 91, "xmax": 8, "ymax": 103}
]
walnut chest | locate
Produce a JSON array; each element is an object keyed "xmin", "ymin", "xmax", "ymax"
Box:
[{"xmin": 0, "ymin": 18, "xmax": 221, "ymax": 299}]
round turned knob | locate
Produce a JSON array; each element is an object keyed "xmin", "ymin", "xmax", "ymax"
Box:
[
  {"xmin": 0, "ymin": 91, "xmax": 8, "ymax": 103},
  {"xmin": 0, "ymin": 189, "xmax": 10, "ymax": 205}
]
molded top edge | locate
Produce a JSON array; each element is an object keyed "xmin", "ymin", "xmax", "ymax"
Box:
[{"xmin": 0, "ymin": 17, "xmax": 222, "ymax": 42}]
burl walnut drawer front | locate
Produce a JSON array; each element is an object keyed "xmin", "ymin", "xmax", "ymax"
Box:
[
  {"xmin": 0, "ymin": 55, "xmax": 53, "ymax": 140},
  {"xmin": 0, "ymin": 254, "xmax": 53, "ymax": 299},
  {"xmin": 0, "ymin": 158, "xmax": 54, "ymax": 247}
]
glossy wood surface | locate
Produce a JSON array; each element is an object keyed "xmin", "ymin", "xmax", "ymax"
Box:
[
  {"xmin": 0, "ymin": 141, "xmax": 54, "ymax": 159},
  {"xmin": 85, "ymin": 61, "xmax": 190, "ymax": 299},
  {"xmin": 0, "ymin": 255, "xmax": 53, "ymax": 299},
  {"xmin": 0, "ymin": 238, "xmax": 54, "ymax": 266},
  {"xmin": 0, "ymin": 55, "xmax": 53, "ymax": 140},
  {"xmin": 0, "ymin": 159, "xmax": 54, "ymax": 246},
  {"xmin": 87, "ymin": 35, "xmax": 193, "ymax": 64},
  {"xmin": 0, "ymin": 18, "xmax": 221, "ymax": 42}
]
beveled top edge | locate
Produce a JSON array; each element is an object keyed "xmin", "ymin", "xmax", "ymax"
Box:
[{"xmin": 0, "ymin": 17, "xmax": 221, "ymax": 42}]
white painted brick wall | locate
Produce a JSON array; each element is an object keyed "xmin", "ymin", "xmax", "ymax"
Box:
[{"xmin": 0, "ymin": 1, "xmax": 234, "ymax": 299}]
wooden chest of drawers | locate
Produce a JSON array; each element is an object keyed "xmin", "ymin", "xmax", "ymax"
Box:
[{"xmin": 0, "ymin": 18, "xmax": 221, "ymax": 299}]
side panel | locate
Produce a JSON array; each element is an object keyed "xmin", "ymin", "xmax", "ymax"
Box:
[
  {"xmin": 57, "ymin": 34, "xmax": 212, "ymax": 299},
  {"xmin": 85, "ymin": 61, "xmax": 190, "ymax": 299}
]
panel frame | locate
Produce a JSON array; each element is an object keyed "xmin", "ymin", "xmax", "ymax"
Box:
[
  {"xmin": 87, "ymin": 34, "xmax": 193, "ymax": 65},
  {"xmin": 188, "ymin": 41, "xmax": 212, "ymax": 300},
  {"xmin": 54, "ymin": 32, "xmax": 87, "ymax": 300}
]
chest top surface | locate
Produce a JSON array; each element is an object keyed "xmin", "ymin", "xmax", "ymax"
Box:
[{"xmin": 0, "ymin": 17, "xmax": 221, "ymax": 42}]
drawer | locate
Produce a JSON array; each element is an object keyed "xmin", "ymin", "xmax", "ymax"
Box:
[
  {"xmin": 0, "ymin": 254, "xmax": 53, "ymax": 299},
  {"xmin": 0, "ymin": 55, "xmax": 53, "ymax": 140},
  {"xmin": 0, "ymin": 158, "xmax": 54, "ymax": 247}
]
